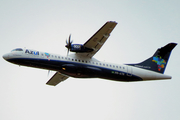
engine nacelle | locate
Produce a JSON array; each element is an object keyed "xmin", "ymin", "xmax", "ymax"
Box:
[{"xmin": 70, "ymin": 44, "xmax": 93, "ymax": 52}]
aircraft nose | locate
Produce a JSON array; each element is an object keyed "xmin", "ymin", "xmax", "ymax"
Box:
[{"xmin": 3, "ymin": 53, "xmax": 9, "ymax": 60}]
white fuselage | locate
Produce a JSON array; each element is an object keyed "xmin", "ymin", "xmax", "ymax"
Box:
[{"xmin": 3, "ymin": 48, "xmax": 171, "ymax": 82}]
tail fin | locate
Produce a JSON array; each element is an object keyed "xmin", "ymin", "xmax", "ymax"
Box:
[{"xmin": 128, "ymin": 43, "xmax": 177, "ymax": 74}]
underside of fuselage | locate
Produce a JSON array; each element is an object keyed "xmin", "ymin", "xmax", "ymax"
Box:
[{"xmin": 6, "ymin": 58, "xmax": 143, "ymax": 82}]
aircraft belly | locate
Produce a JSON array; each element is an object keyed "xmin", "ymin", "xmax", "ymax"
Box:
[
  {"xmin": 7, "ymin": 58, "xmax": 142, "ymax": 81},
  {"xmin": 98, "ymin": 68, "xmax": 142, "ymax": 82},
  {"xmin": 60, "ymin": 65, "xmax": 142, "ymax": 81},
  {"xmin": 59, "ymin": 64, "xmax": 102, "ymax": 78}
]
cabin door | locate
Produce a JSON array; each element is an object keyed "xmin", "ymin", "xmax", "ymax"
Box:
[{"xmin": 127, "ymin": 66, "xmax": 132, "ymax": 76}]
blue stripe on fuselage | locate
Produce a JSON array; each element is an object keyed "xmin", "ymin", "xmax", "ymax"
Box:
[{"xmin": 7, "ymin": 57, "xmax": 143, "ymax": 82}]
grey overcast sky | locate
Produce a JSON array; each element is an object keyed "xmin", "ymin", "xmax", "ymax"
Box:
[{"xmin": 0, "ymin": 0, "xmax": 180, "ymax": 120}]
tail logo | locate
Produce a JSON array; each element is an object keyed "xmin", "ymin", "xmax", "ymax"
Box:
[{"xmin": 152, "ymin": 56, "xmax": 166, "ymax": 71}]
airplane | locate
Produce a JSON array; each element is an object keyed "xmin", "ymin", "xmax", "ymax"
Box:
[{"xmin": 3, "ymin": 21, "xmax": 177, "ymax": 86}]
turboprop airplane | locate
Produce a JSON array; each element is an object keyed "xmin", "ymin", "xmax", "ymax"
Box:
[{"xmin": 3, "ymin": 21, "xmax": 177, "ymax": 86}]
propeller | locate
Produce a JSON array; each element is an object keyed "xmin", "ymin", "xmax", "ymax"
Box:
[{"xmin": 65, "ymin": 34, "xmax": 73, "ymax": 56}]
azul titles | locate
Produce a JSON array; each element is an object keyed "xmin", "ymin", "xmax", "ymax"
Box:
[{"xmin": 25, "ymin": 49, "xmax": 39, "ymax": 55}]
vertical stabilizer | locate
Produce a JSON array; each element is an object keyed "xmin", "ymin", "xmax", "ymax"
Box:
[{"xmin": 128, "ymin": 43, "xmax": 177, "ymax": 74}]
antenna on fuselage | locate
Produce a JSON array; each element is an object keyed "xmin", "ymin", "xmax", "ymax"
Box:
[{"xmin": 47, "ymin": 70, "xmax": 50, "ymax": 77}]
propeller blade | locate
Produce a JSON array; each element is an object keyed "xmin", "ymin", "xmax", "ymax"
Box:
[
  {"xmin": 66, "ymin": 39, "xmax": 68, "ymax": 45},
  {"xmin": 69, "ymin": 34, "xmax": 71, "ymax": 42},
  {"xmin": 65, "ymin": 34, "xmax": 73, "ymax": 56},
  {"xmin": 67, "ymin": 48, "xmax": 70, "ymax": 56}
]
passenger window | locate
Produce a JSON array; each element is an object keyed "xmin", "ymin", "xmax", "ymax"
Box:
[
  {"xmin": 58, "ymin": 56, "xmax": 60, "ymax": 59},
  {"xmin": 75, "ymin": 59, "xmax": 77, "ymax": 61},
  {"xmin": 62, "ymin": 57, "xmax": 64, "ymax": 59},
  {"xmin": 72, "ymin": 59, "xmax": 74, "ymax": 61}
]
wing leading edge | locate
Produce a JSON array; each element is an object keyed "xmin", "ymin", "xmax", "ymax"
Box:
[{"xmin": 76, "ymin": 21, "xmax": 117, "ymax": 58}]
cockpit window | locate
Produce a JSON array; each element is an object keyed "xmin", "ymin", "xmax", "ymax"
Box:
[{"xmin": 11, "ymin": 48, "xmax": 23, "ymax": 52}]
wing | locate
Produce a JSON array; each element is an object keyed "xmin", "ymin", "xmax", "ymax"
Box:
[
  {"xmin": 76, "ymin": 21, "xmax": 117, "ymax": 58},
  {"xmin": 46, "ymin": 72, "xmax": 69, "ymax": 86}
]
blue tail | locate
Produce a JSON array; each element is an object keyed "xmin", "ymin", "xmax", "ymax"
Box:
[{"xmin": 128, "ymin": 43, "xmax": 177, "ymax": 74}]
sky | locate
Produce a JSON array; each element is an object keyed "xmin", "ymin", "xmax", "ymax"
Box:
[{"xmin": 0, "ymin": 0, "xmax": 180, "ymax": 120}]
